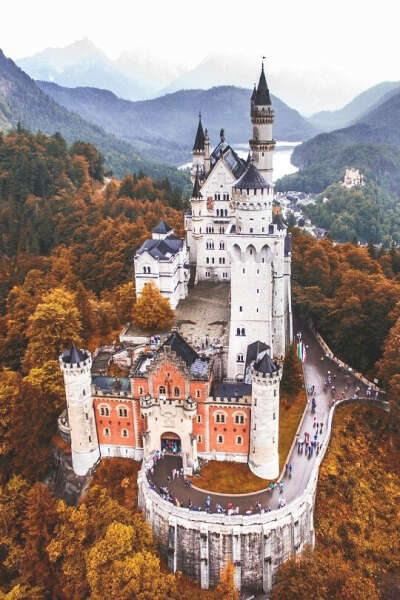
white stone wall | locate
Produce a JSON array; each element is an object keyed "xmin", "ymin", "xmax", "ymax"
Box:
[
  {"xmin": 59, "ymin": 352, "xmax": 100, "ymax": 476},
  {"xmin": 249, "ymin": 367, "xmax": 281, "ymax": 479}
]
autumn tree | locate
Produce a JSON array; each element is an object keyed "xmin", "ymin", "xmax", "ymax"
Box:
[
  {"xmin": 23, "ymin": 288, "xmax": 82, "ymax": 371},
  {"xmin": 213, "ymin": 560, "xmax": 239, "ymax": 600},
  {"xmin": 281, "ymin": 342, "xmax": 303, "ymax": 400},
  {"xmin": 132, "ymin": 282, "xmax": 174, "ymax": 330}
]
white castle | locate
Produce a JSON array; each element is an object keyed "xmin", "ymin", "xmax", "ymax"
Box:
[
  {"xmin": 135, "ymin": 62, "xmax": 292, "ymax": 380},
  {"xmin": 59, "ymin": 63, "xmax": 293, "ymax": 483}
]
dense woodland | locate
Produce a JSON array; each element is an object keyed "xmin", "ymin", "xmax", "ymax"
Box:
[{"xmin": 0, "ymin": 129, "xmax": 399, "ymax": 598}]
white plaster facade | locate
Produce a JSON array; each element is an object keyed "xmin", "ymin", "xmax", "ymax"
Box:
[{"xmin": 59, "ymin": 348, "xmax": 100, "ymax": 476}]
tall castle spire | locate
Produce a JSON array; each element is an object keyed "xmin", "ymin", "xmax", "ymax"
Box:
[
  {"xmin": 192, "ymin": 112, "xmax": 205, "ymax": 151},
  {"xmin": 249, "ymin": 61, "xmax": 275, "ymax": 185}
]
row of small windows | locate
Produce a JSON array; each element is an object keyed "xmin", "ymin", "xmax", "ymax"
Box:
[
  {"xmin": 215, "ymin": 209, "xmax": 228, "ymax": 217},
  {"xmin": 206, "ymin": 257, "xmax": 226, "ymax": 264},
  {"xmin": 143, "ymin": 266, "xmax": 151, "ymax": 274},
  {"xmin": 214, "ymin": 193, "xmax": 229, "ymax": 201},
  {"xmin": 103, "ymin": 427, "xmax": 129, "ymax": 438},
  {"xmin": 205, "ymin": 241, "xmax": 225, "ymax": 250},
  {"xmin": 158, "ymin": 386, "xmax": 201, "ymax": 398},
  {"xmin": 196, "ymin": 434, "xmax": 243, "ymax": 445},
  {"xmin": 236, "ymin": 328, "xmax": 246, "ymax": 336},
  {"xmin": 215, "ymin": 412, "xmax": 245, "ymax": 424},
  {"xmin": 99, "ymin": 405, "xmax": 128, "ymax": 417},
  {"xmin": 205, "ymin": 272, "xmax": 229, "ymax": 278}
]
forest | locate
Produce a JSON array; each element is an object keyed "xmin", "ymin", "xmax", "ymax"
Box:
[{"xmin": 0, "ymin": 129, "xmax": 399, "ymax": 598}]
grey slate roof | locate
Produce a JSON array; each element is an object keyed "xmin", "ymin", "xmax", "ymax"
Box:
[
  {"xmin": 62, "ymin": 344, "xmax": 88, "ymax": 365},
  {"xmin": 136, "ymin": 236, "xmax": 183, "ymax": 260},
  {"xmin": 245, "ymin": 341, "xmax": 279, "ymax": 375},
  {"xmin": 273, "ymin": 213, "xmax": 286, "ymax": 230},
  {"xmin": 192, "ymin": 168, "xmax": 202, "ymax": 198},
  {"xmin": 233, "ymin": 163, "xmax": 270, "ymax": 190},
  {"xmin": 193, "ymin": 116, "xmax": 205, "ymax": 151},
  {"xmin": 212, "ymin": 381, "xmax": 252, "ymax": 398},
  {"xmin": 161, "ymin": 332, "xmax": 199, "ymax": 367},
  {"xmin": 254, "ymin": 64, "xmax": 271, "ymax": 106},
  {"xmin": 92, "ymin": 376, "xmax": 131, "ymax": 393},
  {"xmin": 210, "ymin": 141, "xmax": 247, "ymax": 179},
  {"xmin": 153, "ymin": 220, "xmax": 171, "ymax": 234}
]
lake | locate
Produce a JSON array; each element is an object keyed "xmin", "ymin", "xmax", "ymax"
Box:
[{"xmin": 179, "ymin": 140, "xmax": 300, "ymax": 182}]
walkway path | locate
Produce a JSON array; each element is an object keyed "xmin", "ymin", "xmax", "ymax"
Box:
[{"xmin": 147, "ymin": 319, "xmax": 373, "ymax": 515}]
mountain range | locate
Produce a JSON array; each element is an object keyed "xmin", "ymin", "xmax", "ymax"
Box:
[
  {"xmin": 17, "ymin": 40, "xmax": 370, "ymax": 114},
  {"xmin": 0, "ymin": 49, "xmax": 187, "ymax": 188},
  {"xmin": 308, "ymin": 81, "xmax": 400, "ymax": 132},
  {"xmin": 37, "ymin": 82, "xmax": 317, "ymax": 165}
]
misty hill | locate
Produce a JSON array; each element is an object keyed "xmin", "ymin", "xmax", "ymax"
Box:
[
  {"xmin": 17, "ymin": 39, "xmax": 186, "ymax": 101},
  {"xmin": 37, "ymin": 82, "xmax": 317, "ymax": 165},
  {"xmin": 0, "ymin": 49, "xmax": 188, "ymax": 188},
  {"xmin": 309, "ymin": 81, "xmax": 400, "ymax": 132},
  {"xmin": 276, "ymin": 88, "xmax": 400, "ymax": 194}
]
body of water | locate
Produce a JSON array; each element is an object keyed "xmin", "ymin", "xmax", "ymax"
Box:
[{"xmin": 179, "ymin": 140, "xmax": 300, "ymax": 182}]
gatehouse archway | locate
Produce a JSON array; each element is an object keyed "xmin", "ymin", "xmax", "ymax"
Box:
[{"xmin": 161, "ymin": 431, "xmax": 181, "ymax": 454}]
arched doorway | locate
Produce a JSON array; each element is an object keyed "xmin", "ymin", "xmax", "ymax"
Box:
[{"xmin": 161, "ymin": 431, "xmax": 181, "ymax": 454}]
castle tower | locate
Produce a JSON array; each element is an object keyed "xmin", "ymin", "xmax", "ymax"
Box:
[
  {"xmin": 249, "ymin": 62, "xmax": 276, "ymax": 185},
  {"xmin": 249, "ymin": 345, "xmax": 282, "ymax": 479},
  {"xmin": 191, "ymin": 113, "xmax": 206, "ymax": 178},
  {"xmin": 59, "ymin": 345, "xmax": 100, "ymax": 476},
  {"xmin": 226, "ymin": 162, "xmax": 275, "ymax": 379}
]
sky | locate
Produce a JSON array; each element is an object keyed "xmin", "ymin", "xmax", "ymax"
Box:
[{"xmin": 3, "ymin": 0, "xmax": 400, "ymax": 110}]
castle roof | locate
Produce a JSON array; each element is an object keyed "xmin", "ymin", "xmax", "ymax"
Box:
[
  {"xmin": 233, "ymin": 163, "xmax": 270, "ymax": 190},
  {"xmin": 153, "ymin": 220, "xmax": 171, "ymax": 234},
  {"xmin": 212, "ymin": 381, "xmax": 252, "ymax": 399},
  {"xmin": 193, "ymin": 115, "xmax": 205, "ymax": 151},
  {"xmin": 209, "ymin": 140, "xmax": 247, "ymax": 179},
  {"xmin": 254, "ymin": 63, "xmax": 271, "ymax": 106},
  {"xmin": 273, "ymin": 213, "xmax": 286, "ymax": 230},
  {"xmin": 284, "ymin": 233, "xmax": 292, "ymax": 256},
  {"xmin": 62, "ymin": 343, "xmax": 88, "ymax": 365},
  {"xmin": 245, "ymin": 341, "xmax": 279, "ymax": 376},
  {"xmin": 136, "ymin": 236, "xmax": 183, "ymax": 260}
]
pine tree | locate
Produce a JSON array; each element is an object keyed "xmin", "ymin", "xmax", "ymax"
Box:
[
  {"xmin": 214, "ymin": 560, "xmax": 239, "ymax": 600},
  {"xmin": 281, "ymin": 342, "xmax": 303, "ymax": 400},
  {"xmin": 132, "ymin": 282, "xmax": 174, "ymax": 330}
]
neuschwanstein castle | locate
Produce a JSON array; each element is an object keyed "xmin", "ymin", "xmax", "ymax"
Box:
[{"xmin": 59, "ymin": 63, "xmax": 293, "ymax": 485}]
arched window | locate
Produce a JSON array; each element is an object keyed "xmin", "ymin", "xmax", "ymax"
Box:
[
  {"xmin": 215, "ymin": 413, "xmax": 226, "ymax": 424},
  {"xmin": 118, "ymin": 406, "xmax": 128, "ymax": 418},
  {"xmin": 236, "ymin": 328, "xmax": 241, "ymax": 336},
  {"xmin": 241, "ymin": 328, "xmax": 245, "ymax": 336},
  {"xmin": 103, "ymin": 427, "xmax": 111, "ymax": 437},
  {"xmin": 121, "ymin": 428, "xmax": 129, "ymax": 438},
  {"xmin": 138, "ymin": 386, "xmax": 143, "ymax": 395},
  {"xmin": 236, "ymin": 436, "xmax": 243, "ymax": 445},
  {"xmin": 236, "ymin": 354, "xmax": 244, "ymax": 363},
  {"xmin": 99, "ymin": 405, "xmax": 110, "ymax": 417},
  {"xmin": 196, "ymin": 389, "xmax": 201, "ymax": 398},
  {"xmin": 217, "ymin": 434, "xmax": 224, "ymax": 444},
  {"xmin": 234, "ymin": 413, "xmax": 245, "ymax": 424},
  {"xmin": 174, "ymin": 386, "xmax": 180, "ymax": 397},
  {"xmin": 159, "ymin": 386, "xmax": 166, "ymax": 395}
]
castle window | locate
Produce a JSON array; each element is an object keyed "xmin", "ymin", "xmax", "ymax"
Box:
[
  {"xmin": 174, "ymin": 386, "xmax": 180, "ymax": 397},
  {"xmin": 257, "ymin": 289, "xmax": 259, "ymax": 294},
  {"xmin": 196, "ymin": 390, "xmax": 201, "ymax": 398},
  {"xmin": 99, "ymin": 405, "xmax": 110, "ymax": 417},
  {"xmin": 197, "ymin": 435, "xmax": 202, "ymax": 443},
  {"xmin": 236, "ymin": 328, "xmax": 241, "ymax": 336},
  {"xmin": 139, "ymin": 386, "xmax": 143, "ymax": 395},
  {"xmin": 250, "ymin": 228, "xmax": 253, "ymax": 233},
  {"xmin": 236, "ymin": 436, "xmax": 243, "ymax": 445},
  {"xmin": 220, "ymin": 241, "xmax": 225, "ymax": 250},
  {"xmin": 118, "ymin": 407, "xmax": 128, "ymax": 418},
  {"xmin": 239, "ymin": 306, "xmax": 242, "ymax": 312},
  {"xmin": 197, "ymin": 415, "xmax": 202, "ymax": 423},
  {"xmin": 223, "ymin": 272, "xmax": 228, "ymax": 278},
  {"xmin": 159, "ymin": 386, "xmax": 166, "ymax": 395},
  {"xmin": 234, "ymin": 414, "xmax": 245, "ymax": 424},
  {"xmin": 88, "ymin": 436, "xmax": 92, "ymax": 443},
  {"xmin": 215, "ymin": 413, "xmax": 226, "ymax": 424},
  {"xmin": 205, "ymin": 271, "xmax": 210, "ymax": 278},
  {"xmin": 103, "ymin": 427, "xmax": 111, "ymax": 437},
  {"xmin": 217, "ymin": 434, "xmax": 224, "ymax": 444},
  {"xmin": 242, "ymin": 268, "xmax": 245, "ymax": 274},
  {"xmin": 273, "ymin": 412, "xmax": 276, "ymax": 420},
  {"xmin": 121, "ymin": 428, "xmax": 129, "ymax": 438},
  {"xmin": 274, "ymin": 389, "xmax": 277, "ymax": 397},
  {"xmin": 241, "ymin": 328, "xmax": 245, "ymax": 336},
  {"xmin": 212, "ymin": 257, "xmax": 215, "ymax": 264},
  {"xmin": 237, "ymin": 354, "xmax": 244, "ymax": 363},
  {"xmin": 206, "ymin": 257, "xmax": 209, "ymax": 264},
  {"xmin": 83, "ymin": 389, "xmax": 86, "ymax": 396}
]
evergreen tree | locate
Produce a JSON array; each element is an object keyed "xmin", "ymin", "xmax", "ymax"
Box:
[
  {"xmin": 281, "ymin": 342, "xmax": 303, "ymax": 399},
  {"xmin": 214, "ymin": 560, "xmax": 239, "ymax": 600}
]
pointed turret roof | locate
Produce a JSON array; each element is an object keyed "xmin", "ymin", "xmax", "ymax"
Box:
[
  {"xmin": 254, "ymin": 62, "xmax": 271, "ymax": 106},
  {"xmin": 193, "ymin": 114, "xmax": 205, "ymax": 151},
  {"xmin": 62, "ymin": 343, "xmax": 88, "ymax": 365},
  {"xmin": 251, "ymin": 84, "xmax": 256, "ymax": 102},
  {"xmin": 192, "ymin": 167, "xmax": 202, "ymax": 198},
  {"xmin": 233, "ymin": 162, "xmax": 270, "ymax": 190}
]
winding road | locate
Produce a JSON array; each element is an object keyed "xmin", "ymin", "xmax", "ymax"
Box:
[{"xmin": 148, "ymin": 320, "xmax": 376, "ymax": 514}]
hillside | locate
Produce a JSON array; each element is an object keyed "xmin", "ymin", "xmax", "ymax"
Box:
[
  {"xmin": 37, "ymin": 82, "xmax": 317, "ymax": 164},
  {"xmin": 0, "ymin": 49, "xmax": 188, "ymax": 189},
  {"xmin": 309, "ymin": 81, "xmax": 400, "ymax": 131},
  {"xmin": 276, "ymin": 88, "xmax": 400, "ymax": 195}
]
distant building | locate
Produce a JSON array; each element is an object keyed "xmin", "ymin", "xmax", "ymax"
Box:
[{"xmin": 342, "ymin": 168, "xmax": 365, "ymax": 189}]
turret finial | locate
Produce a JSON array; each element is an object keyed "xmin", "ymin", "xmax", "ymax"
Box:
[{"xmin": 220, "ymin": 128, "xmax": 225, "ymax": 143}]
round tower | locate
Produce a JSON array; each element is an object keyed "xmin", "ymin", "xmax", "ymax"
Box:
[
  {"xmin": 59, "ymin": 344, "xmax": 100, "ymax": 476},
  {"xmin": 249, "ymin": 62, "xmax": 276, "ymax": 185},
  {"xmin": 249, "ymin": 347, "xmax": 282, "ymax": 479}
]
